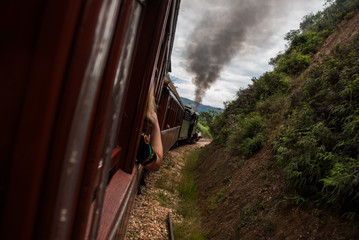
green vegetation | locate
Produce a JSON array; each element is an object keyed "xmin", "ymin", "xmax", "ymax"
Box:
[
  {"xmin": 207, "ymin": 188, "xmax": 225, "ymax": 213},
  {"xmin": 227, "ymin": 113, "xmax": 266, "ymax": 158},
  {"xmin": 199, "ymin": 110, "xmax": 218, "ymax": 126},
  {"xmin": 300, "ymin": 0, "xmax": 359, "ymax": 32},
  {"xmin": 198, "ymin": 110, "xmax": 218, "ymax": 139},
  {"xmin": 174, "ymin": 149, "xmax": 206, "ymax": 240},
  {"xmin": 274, "ymin": 40, "xmax": 359, "ymax": 216},
  {"xmin": 156, "ymin": 191, "xmax": 171, "ymax": 207},
  {"xmin": 209, "ymin": 0, "xmax": 359, "ymax": 219},
  {"xmin": 197, "ymin": 122, "xmax": 212, "ymax": 139},
  {"xmin": 154, "ymin": 172, "xmax": 176, "ymax": 193}
]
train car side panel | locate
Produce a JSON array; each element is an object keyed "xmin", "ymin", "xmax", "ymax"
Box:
[
  {"xmin": 0, "ymin": 0, "xmax": 84, "ymax": 239},
  {"xmin": 161, "ymin": 126, "xmax": 181, "ymax": 152},
  {"xmin": 38, "ymin": 0, "xmax": 125, "ymax": 239},
  {"xmin": 0, "ymin": 0, "xmax": 184, "ymax": 239},
  {"xmin": 71, "ymin": 1, "xmax": 143, "ymax": 239}
]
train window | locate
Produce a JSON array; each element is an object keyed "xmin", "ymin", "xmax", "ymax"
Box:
[
  {"xmin": 172, "ymin": 101, "xmax": 176, "ymax": 127},
  {"xmin": 114, "ymin": 0, "xmax": 176, "ymax": 174},
  {"xmin": 169, "ymin": 104, "xmax": 173, "ymax": 128},
  {"xmin": 165, "ymin": 98, "xmax": 174, "ymax": 129},
  {"xmin": 158, "ymin": 88, "xmax": 168, "ymax": 129}
]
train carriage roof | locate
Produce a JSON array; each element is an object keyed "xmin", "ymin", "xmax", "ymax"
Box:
[{"xmin": 164, "ymin": 75, "xmax": 184, "ymax": 108}]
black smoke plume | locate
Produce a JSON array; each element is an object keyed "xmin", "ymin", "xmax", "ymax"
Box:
[{"xmin": 186, "ymin": 0, "xmax": 272, "ymax": 108}]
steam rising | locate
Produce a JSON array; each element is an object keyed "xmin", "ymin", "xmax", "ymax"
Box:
[{"xmin": 186, "ymin": 0, "xmax": 273, "ymax": 107}]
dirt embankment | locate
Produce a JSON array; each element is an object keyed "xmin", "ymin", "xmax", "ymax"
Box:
[
  {"xmin": 314, "ymin": 10, "xmax": 359, "ymax": 60},
  {"xmin": 196, "ymin": 143, "xmax": 359, "ymax": 240}
]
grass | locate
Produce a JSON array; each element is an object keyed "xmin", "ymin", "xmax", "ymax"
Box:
[
  {"xmin": 173, "ymin": 149, "xmax": 207, "ymax": 240},
  {"xmin": 156, "ymin": 191, "xmax": 171, "ymax": 207},
  {"xmin": 154, "ymin": 173, "xmax": 176, "ymax": 193},
  {"xmin": 207, "ymin": 189, "xmax": 225, "ymax": 213}
]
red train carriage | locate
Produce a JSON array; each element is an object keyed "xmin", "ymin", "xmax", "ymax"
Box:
[
  {"xmin": 158, "ymin": 77, "xmax": 185, "ymax": 152},
  {"xmin": 0, "ymin": 0, "xmax": 183, "ymax": 239}
]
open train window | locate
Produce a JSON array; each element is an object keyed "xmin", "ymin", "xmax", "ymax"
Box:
[{"xmin": 114, "ymin": 0, "xmax": 173, "ymax": 174}]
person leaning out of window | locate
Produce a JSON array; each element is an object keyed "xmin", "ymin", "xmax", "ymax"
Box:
[{"xmin": 136, "ymin": 87, "xmax": 163, "ymax": 171}]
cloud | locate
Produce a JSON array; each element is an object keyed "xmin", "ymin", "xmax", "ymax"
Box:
[
  {"xmin": 185, "ymin": 0, "xmax": 275, "ymax": 107},
  {"xmin": 171, "ymin": 0, "xmax": 325, "ymax": 109}
]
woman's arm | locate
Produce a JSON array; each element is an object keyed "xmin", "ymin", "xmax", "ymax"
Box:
[{"xmin": 145, "ymin": 112, "xmax": 163, "ymax": 171}]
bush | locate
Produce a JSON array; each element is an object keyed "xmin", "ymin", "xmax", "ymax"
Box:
[
  {"xmin": 275, "ymin": 51, "xmax": 311, "ymax": 76},
  {"xmin": 273, "ymin": 39, "xmax": 359, "ymax": 217},
  {"xmin": 238, "ymin": 133, "xmax": 265, "ymax": 158},
  {"xmin": 300, "ymin": 0, "xmax": 359, "ymax": 33},
  {"xmin": 199, "ymin": 110, "xmax": 219, "ymax": 126},
  {"xmin": 227, "ymin": 113, "xmax": 266, "ymax": 158},
  {"xmin": 251, "ymin": 71, "xmax": 289, "ymax": 100},
  {"xmin": 210, "ymin": 113, "xmax": 230, "ymax": 146}
]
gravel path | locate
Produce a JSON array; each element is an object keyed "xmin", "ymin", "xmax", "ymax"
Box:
[{"xmin": 126, "ymin": 139, "xmax": 210, "ymax": 240}]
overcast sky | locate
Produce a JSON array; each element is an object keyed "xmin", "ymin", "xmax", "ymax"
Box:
[{"xmin": 170, "ymin": 0, "xmax": 326, "ymax": 108}]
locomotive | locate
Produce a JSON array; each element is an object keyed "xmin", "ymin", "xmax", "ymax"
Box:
[
  {"xmin": 178, "ymin": 105, "xmax": 200, "ymax": 142},
  {"xmin": 0, "ymin": 0, "xmax": 198, "ymax": 239}
]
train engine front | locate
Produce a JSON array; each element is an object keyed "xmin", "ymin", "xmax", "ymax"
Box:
[{"xmin": 178, "ymin": 105, "xmax": 200, "ymax": 142}]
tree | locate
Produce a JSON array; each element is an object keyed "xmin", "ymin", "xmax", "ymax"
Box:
[{"xmin": 199, "ymin": 110, "xmax": 218, "ymax": 126}]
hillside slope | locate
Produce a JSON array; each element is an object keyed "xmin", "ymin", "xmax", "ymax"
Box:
[
  {"xmin": 314, "ymin": 10, "xmax": 359, "ymax": 59},
  {"xmin": 196, "ymin": 6, "xmax": 359, "ymax": 240},
  {"xmin": 197, "ymin": 145, "xmax": 358, "ymax": 239}
]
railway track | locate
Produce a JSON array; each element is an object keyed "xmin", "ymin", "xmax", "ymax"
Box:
[{"xmin": 126, "ymin": 139, "xmax": 210, "ymax": 239}]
